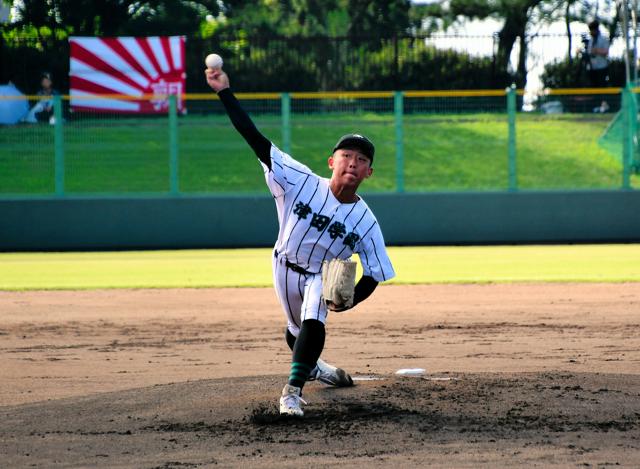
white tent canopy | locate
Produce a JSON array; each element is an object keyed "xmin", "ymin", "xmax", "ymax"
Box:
[{"xmin": 0, "ymin": 83, "xmax": 28, "ymax": 125}]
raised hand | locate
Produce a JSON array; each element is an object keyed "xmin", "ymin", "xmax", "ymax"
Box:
[{"xmin": 205, "ymin": 68, "xmax": 230, "ymax": 93}]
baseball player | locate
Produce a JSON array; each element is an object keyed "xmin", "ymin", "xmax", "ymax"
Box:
[{"xmin": 205, "ymin": 67, "xmax": 395, "ymax": 417}]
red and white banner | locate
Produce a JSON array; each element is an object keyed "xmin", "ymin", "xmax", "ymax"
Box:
[{"xmin": 69, "ymin": 36, "xmax": 186, "ymax": 114}]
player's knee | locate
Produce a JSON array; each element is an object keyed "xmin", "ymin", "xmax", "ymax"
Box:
[
  {"xmin": 285, "ymin": 328, "xmax": 297, "ymax": 350},
  {"xmin": 299, "ymin": 319, "xmax": 326, "ymax": 349},
  {"xmin": 301, "ymin": 318, "xmax": 325, "ymax": 333}
]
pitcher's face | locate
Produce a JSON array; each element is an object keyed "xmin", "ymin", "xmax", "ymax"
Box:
[{"xmin": 328, "ymin": 148, "xmax": 373, "ymax": 189}]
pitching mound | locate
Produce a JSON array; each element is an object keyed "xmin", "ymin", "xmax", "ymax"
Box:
[
  {"xmin": 2, "ymin": 372, "xmax": 638, "ymax": 467},
  {"xmin": 2, "ymin": 284, "xmax": 639, "ymax": 466}
]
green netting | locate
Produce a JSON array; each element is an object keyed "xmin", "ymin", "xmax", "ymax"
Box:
[
  {"xmin": 517, "ymin": 113, "xmax": 626, "ymax": 190},
  {"xmin": 64, "ymin": 114, "xmax": 171, "ymax": 194},
  {"xmin": 179, "ymin": 98, "xmax": 282, "ymax": 193},
  {"xmin": 293, "ymin": 117, "xmax": 397, "ymax": 192},
  {"xmin": 598, "ymin": 111, "xmax": 624, "ymax": 163},
  {"xmin": 2, "ymin": 90, "xmax": 639, "ymax": 198},
  {"xmin": 597, "ymin": 89, "xmax": 640, "ymax": 179},
  {"xmin": 289, "ymin": 97, "xmax": 395, "ymax": 193},
  {"xmin": 0, "ymin": 122, "xmax": 55, "ymax": 194},
  {"xmin": 404, "ymin": 95, "xmax": 509, "ymax": 191}
]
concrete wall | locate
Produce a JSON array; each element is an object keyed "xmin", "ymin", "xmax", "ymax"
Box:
[{"xmin": 1, "ymin": 190, "xmax": 639, "ymax": 251}]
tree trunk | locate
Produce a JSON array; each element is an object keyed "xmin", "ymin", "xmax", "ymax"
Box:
[
  {"xmin": 609, "ymin": 2, "xmax": 622, "ymax": 45},
  {"xmin": 495, "ymin": 0, "xmax": 544, "ymax": 88},
  {"xmin": 496, "ymin": 16, "xmax": 519, "ymax": 83},
  {"xmin": 517, "ymin": 32, "xmax": 528, "ymax": 87},
  {"xmin": 566, "ymin": 0, "xmax": 573, "ymax": 63}
]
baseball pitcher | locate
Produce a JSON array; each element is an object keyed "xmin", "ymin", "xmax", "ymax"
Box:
[{"xmin": 205, "ymin": 66, "xmax": 395, "ymax": 417}]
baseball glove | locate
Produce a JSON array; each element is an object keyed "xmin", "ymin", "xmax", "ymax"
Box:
[{"xmin": 321, "ymin": 258, "xmax": 357, "ymax": 312}]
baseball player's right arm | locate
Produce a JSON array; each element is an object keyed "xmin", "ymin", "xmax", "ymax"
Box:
[
  {"xmin": 328, "ymin": 276, "xmax": 378, "ymax": 312},
  {"xmin": 354, "ymin": 276, "xmax": 378, "ymax": 305},
  {"xmin": 205, "ymin": 69, "xmax": 272, "ymax": 169}
]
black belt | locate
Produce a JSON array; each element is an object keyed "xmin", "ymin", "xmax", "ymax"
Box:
[
  {"xmin": 285, "ymin": 260, "xmax": 312, "ymax": 275},
  {"xmin": 274, "ymin": 249, "xmax": 313, "ymax": 275}
]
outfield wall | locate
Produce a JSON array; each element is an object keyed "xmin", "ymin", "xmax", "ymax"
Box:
[{"xmin": 1, "ymin": 191, "xmax": 639, "ymax": 251}]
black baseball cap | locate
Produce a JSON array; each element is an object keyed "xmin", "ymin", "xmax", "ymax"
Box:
[{"xmin": 333, "ymin": 134, "xmax": 375, "ymax": 164}]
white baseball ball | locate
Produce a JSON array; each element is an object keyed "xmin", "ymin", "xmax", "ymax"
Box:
[{"xmin": 205, "ymin": 53, "xmax": 223, "ymax": 70}]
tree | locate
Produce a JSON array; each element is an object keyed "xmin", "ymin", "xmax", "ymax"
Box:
[
  {"xmin": 346, "ymin": 0, "xmax": 412, "ymax": 38},
  {"xmin": 426, "ymin": 1, "xmax": 569, "ymax": 86},
  {"xmin": 216, "ymin": 0, "xmax": 341, "ymax": 37},
  {"xmin": 6, "ymin": 0, "xmax": 220, "ymax": 37},
  {"xmin": 216, "ymin": 0, "xmax": 413, "ymax": 39},
  {"xmin": 496, "ymin": 0, "xmax": 545, "ymax": 87}
]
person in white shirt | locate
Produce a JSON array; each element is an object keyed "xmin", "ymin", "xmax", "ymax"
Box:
[
  {"xmin": 587, "ymin": 21, "xmax": 609, "ymax": 84},
  {"xmin": 586, "ymin": 20, "xmax": 610, "ymax": 112}
]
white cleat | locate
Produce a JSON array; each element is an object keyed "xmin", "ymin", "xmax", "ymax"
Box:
[
  {"xmin": 279, "ymin": 384, "xmax": 307, "ymax": 417},
  {"xmin": 308, "ymin": 358, "xmax": 354, "ymax": 387}
]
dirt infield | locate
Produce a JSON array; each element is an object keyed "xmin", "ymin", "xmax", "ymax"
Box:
[{"xmin": 1, "ymin": 284, "xmax": 639, "ymax": 467}]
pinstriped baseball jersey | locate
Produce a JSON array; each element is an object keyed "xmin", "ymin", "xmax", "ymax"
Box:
[{"xmin": 262, "ymin": 144, "xmax": 395, "ymax": 283}]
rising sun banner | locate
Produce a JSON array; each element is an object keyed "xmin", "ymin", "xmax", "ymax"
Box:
[{"xmin": 69, "ymin": 36, "xmax": 186, "ymax": 114}]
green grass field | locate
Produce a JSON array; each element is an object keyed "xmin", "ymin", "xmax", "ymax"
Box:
[
  {"xmin": 1, "ymin": 244, "xmax": 638, "ymax": 291},
  {"xmin": 1, "ymin": 112, "xmax": 637, "ymax": 195}
]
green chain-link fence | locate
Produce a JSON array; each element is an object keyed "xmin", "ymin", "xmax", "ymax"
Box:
[
  {"xmin": 597, "ymin": 85, "xmax": 640, "ymax": 188},
  {"xmin": 1, "ymin": 88, "xmax": 639, "ymax": 197}
]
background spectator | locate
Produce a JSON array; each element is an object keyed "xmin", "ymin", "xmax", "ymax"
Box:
[{"xmin": 22, "ymin": 72, "xmax": 59, "ymax": 124}]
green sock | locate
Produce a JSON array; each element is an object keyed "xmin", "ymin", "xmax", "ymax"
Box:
[{"xmin": 288, "ymin": 362, "xmax": 313, "ymax": 388}]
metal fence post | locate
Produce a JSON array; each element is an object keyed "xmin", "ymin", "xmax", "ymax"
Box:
[
  {"xmin": 394, "ymin": 91, "xmax": 404, "ymax": 193},
  {"xmin": 621, "ymin": 85, "xmax": 634, "ymax": 189},
  {"xmin": 53, "ymin": 94, "xmax": 65, "ymax": 196},
  {"xmin": 633, "ymin": 88, "xmax": 640, "ymax": 175},
  {"xmin": 281, "ymin": 92, "xmax": 291, "ymax": 154},
  {"xmin": 507, "ymin": 84, "xmax": 517, "ymax": 191},
  {"xmin": 169, "ymin": 94, "xmax": 179, "ymax": 195}
]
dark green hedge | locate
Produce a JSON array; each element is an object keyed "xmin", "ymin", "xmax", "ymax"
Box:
[
  {"xmin": 3, "ymin": 34, "xmax": 511, "ymax": 94},
  {"xmin": 541, "ymin": 57, "xmax": 627, "ymax": 89}
]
